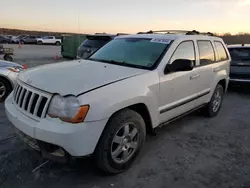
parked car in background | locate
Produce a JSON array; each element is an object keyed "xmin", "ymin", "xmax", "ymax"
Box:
[
  {"xmin": 4, "ymin": 35, "xmax": 13, "ymax": 39},
  {"xmin": 77, "ymin": 33, "xmax": 127, "ymax": 59},
  {"xmin": 0, "ymin": 36, "xmax": 11, "ymax": 44},
  {"xmin": 37, "ymin": 36, "xmax": 61, "ymax": 45},
  {"xmin": 20, "ymin": 36, "xmax": 40, "ymax": 44},
  {"xmin": 228, "ymin": 44, "xmax": 250, "ymax": 83},
  {"xmin": 0, "ymin": 60, "xmax": 24, "ymax": 101},
  {"xmin": 5, "ymin": 30, "xmax": 230, "ymax": 174},
  {"xmin": 11, "ymin": 35, "xmax": 28, "ymax": 44}
]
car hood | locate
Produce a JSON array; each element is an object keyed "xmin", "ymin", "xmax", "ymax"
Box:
[
  {"xmin": 18, "ymin": 60, "xmax": 148, "ymax": 96},
  {"xmin": 0, "ymin": 60, "xmax": 22, "ymax": 68}
]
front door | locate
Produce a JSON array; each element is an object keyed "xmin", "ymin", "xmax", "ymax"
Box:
[{"xmin": 159, "ymin": 41, "xmax": 203, "ymax": 123}]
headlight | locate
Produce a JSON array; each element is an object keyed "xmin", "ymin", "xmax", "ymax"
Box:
[
  {"xmin": 48, "ymin": 95, "xmax": 89, "ymax": 123},
  {"xmin": 8, "ymin": 66, "xmax": 24, "ymax": 73}
]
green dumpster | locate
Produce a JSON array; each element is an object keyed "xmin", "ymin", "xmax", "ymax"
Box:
[{"xmin": 61, "ymin": 34, "xmax": 87, "ymax": 59}]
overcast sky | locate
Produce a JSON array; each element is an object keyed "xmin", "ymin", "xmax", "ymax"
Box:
[{"xmin": 1, "ymin": 0, "xmax": 250, "ymax": 34}]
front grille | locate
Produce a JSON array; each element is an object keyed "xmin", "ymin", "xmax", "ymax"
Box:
[{"xmin": 13, "ymin": 81, "xmax": 51, "ymax": 119}]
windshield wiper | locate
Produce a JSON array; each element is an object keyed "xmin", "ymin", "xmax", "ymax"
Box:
[
  {"xmin": 109, "ymin": 60, "xmax": 127, "ymax": 64},
  {"xmin": 87, "ymin": 58, "xmax": 148, "ymax": 69},
  {"xmin": 88, "ymin": 58, "xmax": 127, "ymax": 64}
]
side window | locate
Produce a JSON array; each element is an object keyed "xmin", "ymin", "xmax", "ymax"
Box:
[
  {"xmin": 214, "ymin": 41, "xmax": 229, "ymax": 61},
  {"xmin": 170, "ymin": 41, "xmax": 195, "ymax": 64},
  {"xmin": 197, "ymin": 41, "xmax": 215, "ymax": 66},
  {"xmin": 48, "ymin": 37, "xmax": 53, "ymax": 39}
]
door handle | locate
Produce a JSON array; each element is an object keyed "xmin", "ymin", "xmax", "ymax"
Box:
[
  {"xmin": 190, "ymin": 74, "xmax": 200, "ymax": 80},
  {"xmin": 213, "ymin": 67, "xmax": 220, "ymax": 72}
]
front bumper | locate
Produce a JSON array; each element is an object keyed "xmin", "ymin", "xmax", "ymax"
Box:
[{"xmin": 4, "ymin": 93, "xmax": 108, "ymax": 157}]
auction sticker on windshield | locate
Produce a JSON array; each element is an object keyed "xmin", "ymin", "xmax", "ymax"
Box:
[{"xmin": 150, "ymin": 38, "xmax": 171, "ymax": 44}]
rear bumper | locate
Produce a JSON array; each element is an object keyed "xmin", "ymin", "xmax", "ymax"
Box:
[
  {"xmin": 5, "ymin": 92, "xmax": 108, "ymax": 157},
  {"xmin": 229, "ymin": 78, "xmax": 250, "ymax": 83}
]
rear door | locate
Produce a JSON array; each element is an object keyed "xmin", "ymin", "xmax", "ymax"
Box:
[
  {"xmin": 194, "ymin": 40, "xmax": 217, "ymax": 100},
  {"xmin": 47, "ymin": 36, "xmax": 55, "ymax": 44},
  {"xmin": 159, "ymin": 41, "xmax": 204, "ymax": 123},
  {"xmin": 28, "ymin": 36, "xmax": 37, "ymax": 43}
]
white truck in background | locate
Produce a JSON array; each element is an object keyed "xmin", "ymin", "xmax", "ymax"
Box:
[{"xmin": 36, "ymin": 36, "xmax": 61, "ymax": 46}]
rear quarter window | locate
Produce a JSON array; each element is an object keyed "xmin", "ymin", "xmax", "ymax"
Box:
[{"xmin": 214, "ymin": 41, "xmax": 229, "ymax": 61}]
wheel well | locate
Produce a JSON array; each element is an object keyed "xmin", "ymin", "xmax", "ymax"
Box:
[
  {"xmin": 218, "ymin": 79, "xmax": 226, "ymax": 92},
  {"xmin": 0, "ymin": 76, "xmax": 13, "ymax": 90},
  {"xmin": 127, "ymin": 103, "xmax": 153, "ymax": 134}
]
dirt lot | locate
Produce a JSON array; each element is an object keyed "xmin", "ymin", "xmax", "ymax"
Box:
[
  {"xmin": 1, "ymin": 84, "xmax": 250, "ymax": 188},
  {"xmin": 2, "ymin": 44, "xmax": 64, "ymax": 67}
]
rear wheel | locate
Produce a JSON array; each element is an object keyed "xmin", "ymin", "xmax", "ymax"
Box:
[
  {"xmin": 55, "ymin": 41, "xmax": 61, "ymax": 46},
  {"xmin": 0, "ymin": 78, "xmax": 12, "ymax": 102},
  {"xmin": 94, "ymin": 109, "xmax": 146, "ymax": 174},
  {"xmin": 203, "ymin": 84, "xmax": 224, "ymax": 118}
]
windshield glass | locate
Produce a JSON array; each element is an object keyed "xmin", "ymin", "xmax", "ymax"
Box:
[{"xmin": 88, "ymin": 37, "xmax": 171, "ymax": 69}]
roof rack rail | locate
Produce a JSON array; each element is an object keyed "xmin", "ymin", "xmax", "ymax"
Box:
[{"xmin": 137, "ymin": 30, "xmax": 215, "ymax": 36}]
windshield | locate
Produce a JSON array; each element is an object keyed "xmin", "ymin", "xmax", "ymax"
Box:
[{"xmin": 88, "ymin": 37, "xmax": 171, "ymax": 69}]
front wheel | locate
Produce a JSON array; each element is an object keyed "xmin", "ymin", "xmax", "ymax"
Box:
[
  {"xmin": 0, "ymin": 78, "xmax": 12, "ymax": 102},
  {"xmin": 55, "ymin": 41, "xmax": 61, "ymax": 46},
  {"xmin": 4, "ymin": 54, "xmax": 13, "ymax": 62},
  {"xmin": 202, "ymin": 84, "xmax": 224, "ymax": 118},
  {"xmin": 94, "ymin": 109, "xmax": 146, "ymax": 174}
]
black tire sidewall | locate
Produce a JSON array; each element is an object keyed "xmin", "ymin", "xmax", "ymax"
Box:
[
  {"xmin": 95, "ymin": 109, "xmax": 146, "ymax": 174},
  {"xmin": 0, "ymin": 78, "xmax": 12, "ymax": 101},
  {"xmin": 207, "ymin": 84, "xmax": 224, "ymax": 117},
  {"xmin": 4, "ymin": 55, "xmax": 13, "ymax": 62}
]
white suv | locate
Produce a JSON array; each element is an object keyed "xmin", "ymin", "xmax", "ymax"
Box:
[{"xmin": 5, "ymin": 30, "xmax": 230, "ymax": 174}]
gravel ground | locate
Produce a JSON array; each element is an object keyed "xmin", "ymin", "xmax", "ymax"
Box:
[{"xmin": 1, "ymin": 84, "xmax": 250, "ymax": 188}]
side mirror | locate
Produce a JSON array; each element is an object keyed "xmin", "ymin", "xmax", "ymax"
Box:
[{"xmin": 165, "ymin": 59, "xmax": 194, "ymax": 74}]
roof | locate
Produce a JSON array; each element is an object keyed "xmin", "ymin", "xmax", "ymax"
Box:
[{"xmin": 116, "ymin": 33, "xmax": 222, "ymax": 41}]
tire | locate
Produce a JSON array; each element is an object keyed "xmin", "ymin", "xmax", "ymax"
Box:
[
  {"xmin": 37, "ymin": 41, "xmax": 43, "ymax": 45},
  {"xmin": 202, "ymin": 84, "xmax": 224, "ymax": 118},
  {"xmin": 0, "ymin": 78, "xmax": 12, "ymax": 102},
  {"xmin": 94, "ymin": 109, "xmax": 146, "ymax": 174},
  {"xmin": 55, "ymin": 41, "xmax": 61, "ymax": 46},
  {"xmin": 4, "ymin": 55, "xmax": 13, "ymax": 62}
]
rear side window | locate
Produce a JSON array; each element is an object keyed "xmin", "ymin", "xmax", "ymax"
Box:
[
  {"xmin": 198, "ymin": 41, "xmax": 215, "ymax": 66},
  {"xmin": 81, "ymin": 39, "xmax": 110, "ymax": 48},
  {"xmin": 170, "ymin": 41, "xmax": 195, "ymax": 64},
  {"xmin": 228, "ymin": 48, "xmax": 250, "ymax": 61},
  {"xmin": 214, "ymin": 41, "xmax": 228, "ymax": 61}
]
